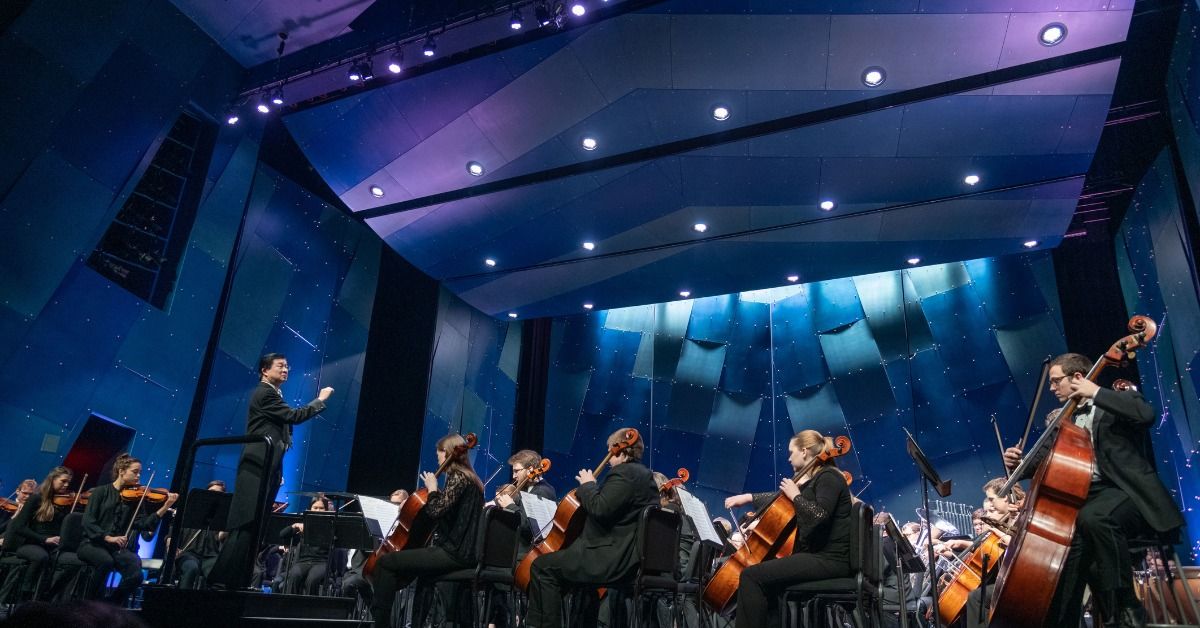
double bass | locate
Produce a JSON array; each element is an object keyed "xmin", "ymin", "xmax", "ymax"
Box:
[
  {"xmin": 988, "ymin": 315, "xmax": 1157, "ymax": 626},
  {"xmin": 363, "ymin": 433, "xmax": 477, "ymax": 582},
  {"xmin": 513, "ymin": 428, "xmax": 641, "ymax": 592},
  {"xmin": 702, "ymin": 435, "xmax": 852, "ymax": 612}
]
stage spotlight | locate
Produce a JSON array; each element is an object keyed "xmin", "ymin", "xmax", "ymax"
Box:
[
  {"xmin": 907, "ymin": 257, "xmax": 921, "ymax": 265},
  {"xmin": 820, "ymin": 200, "xmax": 836, "ymax": 211},
  {"xmin": 581, "ymin": 137, "xmax": 597, "ymax": 151},
  {"xmin": 225, "ymin": 112, "xmax": 240, "ymax": 125},
  {"xmin": 862, "ymin": 66, "xmax": 886, "ymax": 87},
  {"xmin": 964, "ymin": 174, "xmax": 980, "ymax": 186},
  {"xmin": 256, "ymin": 97, "xmax": 270, "ymax": 114},
  {"xmin": 1023, "ymin": 240, "xmax": 1038, "ymax": 248},
  {"xmin": 1039, "ymin": 23, "xmax": 1067, "ymax": 46},
  {"xmin": 423, "ymin": 36, "xmax": 437, "ymax": 57},
  {"xmin": 270, "ymin": 88, "xmax": 284, "ymax": 106},
  {"xmin": 387, "ymin": 50, "xmax": 403, "ymax": 74},
  {"xmin": 712, "ymin": 106, "xmax": 730, "ymax": 121},
  {"xmin": 467, "ymin": 161, "xmax": 485, "ymax": 176},
  {"xmin": 348, "ymin": 64, "xmax": 362, "ymax": 81},
  {"xmin": 571, "ymin": 3, "xmax": 586, "ymax": 16},
  {"xmin": 511, "ymin": 9, "xmax": 524, "ymax": 30}
]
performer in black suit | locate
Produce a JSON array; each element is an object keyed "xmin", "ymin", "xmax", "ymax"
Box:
[
  {"xmin": 371, "ymin": 434, "xmax": 484, "ymax": 628},
  {"xmin": 174, "ymin": 479, "xmax": 227, "ymax": 590},
  {"xmin": 0, "ymin": 467, "xmax": 72, "ymax": 602},
  {"xmin": 208, "ymin": 352, "xmax": 333, "ymax": 589},
  {"xmin": 1003, "ymin": 352, "xmax": 1184, "ymax": 627},
  {"xmin": 524, "ymin": 427, "xmax": 660, "ymax": 628},
  {"xmin": 495, "ymin": 449, "xmax": 557, "ymax": 548},
  {"xmin": 723, "ymin": 430, "xmax": 854, "ymax": 628}
]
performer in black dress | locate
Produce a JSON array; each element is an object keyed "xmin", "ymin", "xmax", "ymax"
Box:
[
  {"xmin": 208, "ymin": 352, "xmax": 333, "ymax": 589},
  {"xmin": 370, "ymin": 433, "xmax": 484, "ymax": 628},
  {"xmin": 723, "ymin": 430, "xmax": 853, "ymax": 628},
  {"xmin": 78, "ymin": 454, "xmax": 178, "ymax": 605},
  {"xmin": 0, "ymin": 466, "xmax": 72, "ymax": 601}
]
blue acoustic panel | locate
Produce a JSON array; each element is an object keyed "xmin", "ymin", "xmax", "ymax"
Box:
[
  {"xmin": 686, "ymin": 294, "xmax": 735, "ymax": 344},
  {"xmin": 922, "ymin": 284, "xmax": 1012, "ymax": 392},
  {"xmin": 499, "ymin": 323, "xmax": 522, "ymax": 382},
  {"xmin": 552, "ymin": 315, "xmax": 602, "ymax": 372},
  {"xmin": 784, "ymin": 384, "xmax": 847, "ymax": 437},
  {"xmin": 674, "ymin": 339, "xmax": 727, "ymax": 388},
  {"xmin": 809, "ymin": 279, "xmax": 865, "ymax": 333},
  {"xmin": 655, "ymin": 301, "xmax": 693, "ymax": 338},
  {"xmin": 666, "ymin": 383, "xmax": 717, "ymax": 434},
  {"xmin": 964, "ymin": 257, "xmax": 1050, "ymax": 327},
  {"xmin": 632, "ymin": 333, "xmax": 655, "ymax": 380},
  {"xmin": 958, "ymin": 381, "xmax": 1028, "ymax": 478},
  {"xmin": 910, "ymin": 349, "xmax": 975, "ymax": 459},
  {"xmin": 544, "ymin": 368, "xmax": 591, "ymax": 454},
  {"xmin": 426, "ymin": 317, "xmax": 469, "ymax": 425},
  {"xmin": 723, "ymin": 300, "xmax": 771, "ymax": 397},
  {"xmin": 647, "ymin": 426, "xmax": 707, "ymax": 483},
  {"xmin": 698, "ymin": 431, "xmax": 757, "ymax": 493},
  {"xmin": 605, "ymin": 304, "xmax": 656, "ymax": 333},
  {"xmin": 994, "ymin": 312, "xmax": 1068, "ymax": 412},
  {"xmin": 580, "ymin": 328, "xmax": 642, "ymax": 416},
  {"xmin": 771, "ymin": 290, "xmax": 828, "ymax": 393},
  {"xmin": 653, "ymin": 333, "xmax": 686, "ymax": 382},
  {"xmin": 708, "ymin": 392, "xmax": 763, "ymax": 445},
  {"xmin": 820, "ymin": 320, "xmax": 896, "ymax": 423},
  {"xmin": 906, "ymin": 263, "xmax": 972, "ymax": 300}
]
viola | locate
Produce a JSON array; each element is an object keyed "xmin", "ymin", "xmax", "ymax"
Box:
[
  {"xmin": 363, "ymin": 433, "xmax": 478, "ymax": 583},
  {"xmin": 0, "ymin": 498, "xmax": 17, "ymax": 514},
  {"xmin": 513, "ymin": 428, "xmax": 641, "ymax": 592},
  {"xmin": 703, "ymin": 435, "xmax": 853, "ymax": 612},
  {"xmin": 989, "ymin": 315, "xmax": 1157, "ymax": 627}
]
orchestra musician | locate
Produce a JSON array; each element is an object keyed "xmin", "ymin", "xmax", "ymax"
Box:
[
  {"xmin": 281, "ymin": 495, "xmax": 336, "ymax": 595},
  {"xmin": 722, "ymin": 430, "xmax": 853, "ymax": 628},
  {"xmin": 174, "ymin": 480, "xmax": 228, "ymax": 590},
  {"xmin": 524, "ymin": 427, "xmax": 659, "ymax": 628},
  {"xmin": 77, "ymin": 453, "xmax": 178, "ymax": 605},
  {"xmin": 495, "ymin": 449, "xmax": 556, "ymax": 556},
  {"xmin": 0, "ymin": 479, "xmax": 37, "ymax": 545},
  {"xmin": 341, "ymin": 489, "xmax": 408, "ymax": 611},
  {"xmin": 370, "ymin": 434, "xmax": 483, "ymax": 628},
  {"xmin": 0, "ymin": 467, "xmax": 72, "ymax": 602},
  {"xmin": 961, "ymin": 479, "xmax": 1026, "ymax": 628},
  {"xmin": 1003, "ymin": 353, "xmax": 1184, "ymax": 627},
  {"xmin": 208, "ymin": 352, "xmax": 334, "ymax": 589}
]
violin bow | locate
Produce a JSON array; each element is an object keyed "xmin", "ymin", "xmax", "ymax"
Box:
[
  {"xmin": 121, "ymin": 470, "xmax": 156, "ymax": 542},
  {"xmin": 991, "ymin": 416, "xmax": 1010, "ymax": 480},
  {"xmin": 70, "ymin": 473, "xmax": 88, "ymax": 513}
]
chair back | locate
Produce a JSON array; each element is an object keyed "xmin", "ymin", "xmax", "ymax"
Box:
[
  {"xmin": 847, "ymin": 502, "xmax": 875, "ymax": 577},
  {"xmin": 478, "ymin": 506, "xmax": 522, "ymax": 569},
  {"xmin": 637, "ymin": 506, "xmax": 681, "ymax": 579},
  {"xmin": 59, "ymin": 512, "xmax": 85, "ymax": 552}
]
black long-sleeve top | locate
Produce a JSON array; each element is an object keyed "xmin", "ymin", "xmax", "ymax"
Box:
[
  {"xmin": 280, "ymin": 523, "xmax": 329, "ymax": 564},
  {"xmin": 5, "ymin": 494, "xmax": 67, "ymax": 547},
  {"xmin": 81, "ymin": 483, "xmax": 162, "ymax": 547},
  {"xmin": 752, "ymin": 465, "xmax": 852, "ymax": 560},
  {"xmin": 425, "ymin": 470, "xmax": 484, "ymax": 564}
]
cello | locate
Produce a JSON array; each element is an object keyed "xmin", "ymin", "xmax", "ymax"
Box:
[
  {"xmin": 513, "ymin": 428, "xmax": 641, "ymax": 592},
  {"xmin": 495, "ymin": 457, "xmax": 551, "ymax": 503},
  {"xmin": 363, "ymin": 432, "xmax": 477, "ymax": 582},
  {"xmin": 702, "ymin": 435, "xmax": 852, "ymax": 612},
  {"xmin": 987, "ymin": 315, "xmax": 1157, "ymax": 626}
]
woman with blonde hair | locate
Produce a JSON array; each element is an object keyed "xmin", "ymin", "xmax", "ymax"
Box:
[
  {"xmin": 723, "ymin": 430, "xmax": 854, "ymax": 627},
  {"xmin": 1, "ymin": 467, "xmax": 73, "ymax": 601}
]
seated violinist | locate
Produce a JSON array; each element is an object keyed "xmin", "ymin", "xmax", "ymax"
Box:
[
  {"xmin": 0, "ymin": 479, "xmax": 37, "ymax": 545},
  {"xmin": 722, "ymin": 430, "xmax": 854, "ymax": 627},
  {"xmin": 371, "ymin": 434, "xmax": 484, "ymax": 628},
  {"xmin": 281, "ymin": 494, "xmax": 335, "ymax": 595},
  {"xmin": 960, "ymin": 479, "xmax": 1026, "ymax": 628},
  {"xmin": 0, "ymin": 467, "xmax": 72, "ymax": 602},
  {"xmin": 78, "ymin": 454, "xmax": 178, "ymax": 605},
  {"xmin": 1003, "ymin": 353, "xmax": 1183, "ymax": 627},
  {"xmin": 525, "ymin": 427, "xmax": 659, "ymax": 628}
]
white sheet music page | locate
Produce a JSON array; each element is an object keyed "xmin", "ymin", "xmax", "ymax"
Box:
[
  {"xmin": 520, "ymin": 493, "xmax": 558, "ymax": 539},
  {"xmin": 358, "ymin": 495, "xmax": 400, "ymax": 538},
  {"xmin": 676, "ymin": 487, "xmax": 721, "ymax": 546}
]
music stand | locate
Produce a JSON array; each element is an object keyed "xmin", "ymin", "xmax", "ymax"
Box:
[
  {"xmin": 884, "ymin": 514, "xmax": 925, "ymax": 628},
  {"xmin": 268, "ymin": 512, "xmax": 302, "ymax": 590},
  {"xmin": 904, "ymin": 427, "xmax": 952, "ymax": 628}
]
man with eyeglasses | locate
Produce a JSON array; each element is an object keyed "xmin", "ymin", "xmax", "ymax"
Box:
[
  {"xmin": 1002, "ymin": 353, "xmax": 1182, "ymax": 628},
  {"xmin": 0, "ymin": 479, "xmax": 37, "ymax": 547}
]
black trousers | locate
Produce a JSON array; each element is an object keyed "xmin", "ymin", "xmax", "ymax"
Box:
[
  {"xmin": 734, "ymin": 552, "xmax": 850, "ymax": 628},
  {"xmin": 370, "ymin": 546, "xmax": 468, "ymax": 628},
  {"xmin": 342, "ymin": 571, "xmax": 372, "ymax": 605},
  {"xmin": 1046, "ymin": 480, "xmax": 1148, "ymax": 626},
  {"xmin": 177, "ymin": 551, "xmax": 217, "ymax": 590},
  {"xmin": 286, "ymin": 559, "xmax": 327, "ymax": 595},
  {"xmin": 0, "ymin": 544, "xmax": 54, "ymax": 601},
  {"xmin": 77, "ymin": 541, "xmax": 143, "ymax": 605}
]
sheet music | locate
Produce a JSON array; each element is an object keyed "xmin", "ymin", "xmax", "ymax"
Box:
[
  {"xmin": 358, "ymin": 495, "xmax": 400, "ymax": 538},
  {"xmin": 520, "ymin": 493, "xmax": 558, "ymax": 540},
  {"xmin": 676, "ymin": 488, "xmax": 721, "ymax": 546}
]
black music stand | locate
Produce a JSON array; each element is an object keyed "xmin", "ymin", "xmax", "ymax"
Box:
[
  {"xmin": 178, "ymin": 488, "xmax": 232, "ymax": 545},
  {"xmin": 904, "ymin": 427, "xmax": 952, "ymax": 628},
  {"xmin": 268, "ymin": 512, "xmax": 303, "ymax": 590},
  {"xmin": 884, "ymin": 514, "xmax": 925, "ymax": 628}
]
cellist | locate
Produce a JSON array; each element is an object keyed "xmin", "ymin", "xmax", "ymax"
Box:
[
  {"xmin": 370, "ymin": 433, "xmax": 483, "ymax": 628},
  {"xmin": 722, "ymin": 430, "xmax": 853, "ymax": 627},
  {"xmin": 1002, "ymin": 352, "xmax": 1183, "ymax": 627}
]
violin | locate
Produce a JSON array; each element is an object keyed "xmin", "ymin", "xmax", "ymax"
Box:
[
  {"xmin": 120, "ymin": 484, "xmax": 170, "ymax": 504},
  {"xmin": 514, "ymin": 428, "xmax": 641, "ymax": 592},
  {"xmin": 989, "ymin": 315, "xmax": 1157, "ymax": 627},
  {"xmin": 0, "ymin": 497, "xmax": 17, "ymax": 514},
  {"xmin": 364, "ymin": 433, "xmax": 478, "ymax": 583},
  {"xmin": 703, "ymin": 435, "xmax": 853, "ymax": 612}
]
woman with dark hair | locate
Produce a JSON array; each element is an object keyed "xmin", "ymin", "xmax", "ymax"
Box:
[
  {"xmin": 281, "ymin": 495, "xmax": 334, "ymax": 595},
  {"xmin": 78, "ymin": 454, "xmax": 178, "ymax": 605},
  {"xmin": 370, "ymin": 433, "xmax": 484, "ymax": 628},
  {"xmin": 0, "ymin": 467, "xmax": 72, "ymax": 601}
]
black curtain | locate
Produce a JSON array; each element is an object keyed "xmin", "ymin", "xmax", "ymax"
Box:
[{"xmin": 512, "ymin": 317, "xmax": 552, "ymax": 454}]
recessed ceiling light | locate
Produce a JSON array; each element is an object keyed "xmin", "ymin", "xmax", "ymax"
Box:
[
  {"xmin": 581, "ymin": 137, "xmax": 598, "ymax": 151},
  {"xmin": 422, "ymin": 36, "xmax": 437, "ymax": 57},
  {"xmin": 510, "ymin": 9, "xmax": 523, "ymax": 30},
  {"xmin": 964, "ymin": 174, "xmax": 980, "ymax": 186},
  {"xmin": 907, "ymin": 257, "xmax": 921, "ymax": 265},
  {"xmin": 467, "ymin": 162, "xmax": 485, "ymax": 176},
  {"xmin": 582, "ymin": 241, "xmax": 595, "ymax": 251},
  {"xmin": 225, "ymin": 113, "xmax": 239, "ymax": 125},
  {"xmin": 1023, "ymin": 240, "xmax": 1038, "ymax": 248},
  {"xmin": 787, "ymin": 275, "xmax": 800, "ymax": 283},
  {"xmin": 679, "ymin": 291, "xmax": 691, "ymax": 298},
  {"xmin": 820, "ymin": 200, "xmax": 836, "ymax": 211},
  {"xmin": 270, "ymin": 88, "xmax": 284, "ymax": 106},
  {"xmin": 712, "ymin": 106, "xmax": 730, "ymax": 121},
  {"xmin": 484, "ymin": 258, "xmax": 497, "ymax": 267},
  {"xmin": 508, "ymin": 312, "xmax": 518, "ymax": 318},
  {"xmin": 571, "ymin": 3, "xmax": 586, "ymax": 16},
  {"xmin": 693, "ymin": 223, "xmax": 708, "ymax": 233},
  {"xmin": 583, "ymin": 302, "xmax": 594, "ymax": 310},
  {"xmin": 862, "ymin": 67, "xmax": 886, "ymax": 87},
  {"xmin": 369, "ymin": 185, "xmax": 385, "ymax": 198},
  {"xmin": 256, "ymin": 99, "xmax": 270, "ymax": 114},
  {"xmin": 1039, "ymin": 23, "xmax": 1067, "ymax": 46},
  {"xmin": 387, "ymin": 50, "xmax": 403, "ymax": 74}
]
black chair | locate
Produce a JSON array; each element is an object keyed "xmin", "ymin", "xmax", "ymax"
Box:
[
  {"xmin": 47, "ymin": 512, "xmax": 97, "ymax": 601},
  {"xmin": 0, "ymin": 551, "xmax": 31, "ymax": 609},
  {"xmin": 636, "ymin": 516, "xmax": 722, "ymax": 628},
  {"xmin": 431, "ymin": 505, "xmax": 523, "ymax": 627},
  {"xmin": 778, "ymin": 501, "xmax": 879, "ymax": 628},
  {"xmin": 628, "ymin": 506, "xmax": 684, "ymax": 627}
]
